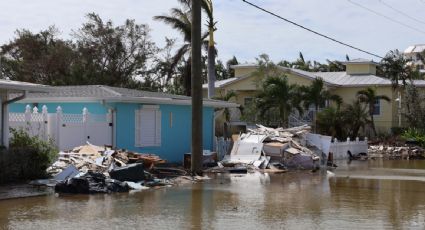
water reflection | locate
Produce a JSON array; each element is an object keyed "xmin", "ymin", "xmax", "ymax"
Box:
[{"xmin": 1, "ymin": 160, "xmax": 425, "ymax": 229}]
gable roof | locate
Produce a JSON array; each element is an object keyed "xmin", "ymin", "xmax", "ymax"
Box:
[
  {"xmin": 18, "ymin": 85, "xmax": 238, "ymax": 108},
  {"xmin": 205, "ymin": 64, "xmax": 425, "ymax": 89}
]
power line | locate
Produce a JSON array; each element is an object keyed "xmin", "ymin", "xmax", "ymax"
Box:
[
  {"xmin": 347, "ymin": 0, "xmax": 425, "ymax": 35},
  {"xmin": 241, "ymin": 0, "xmax": 383, "ymax": 59},
  {"xmin": 379, "ymin": 0, "xmax": 425, "ymax": 25}
]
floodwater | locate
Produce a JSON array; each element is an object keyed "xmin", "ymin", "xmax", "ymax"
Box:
[{"xmin": 1, "ymin": 160, "xmax": 425, "ymax": 230}]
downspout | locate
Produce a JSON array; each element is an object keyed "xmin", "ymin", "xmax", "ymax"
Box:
[
  {"xmin": 101, "ymin": 100, "xmax": 116, "ymax": 148},
  {"xmin": 1, "ymin": 90, "xmax": 28, "ymax": 147}
]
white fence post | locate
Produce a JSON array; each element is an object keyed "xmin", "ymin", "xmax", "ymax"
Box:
[
  {"xmin": 41, "ymin": 105, "xmax": 48, "ymax": 141},
  {"xmin": 83, "ymin": 107, "xmax": 88, "ymax": 143},
  {"xmin": 25, "ymin": 105, "xmax": 31, "ymax": 122},
  {"xmin": 56, "ymin": 106, "xmax": 62, "ymax": 148}
]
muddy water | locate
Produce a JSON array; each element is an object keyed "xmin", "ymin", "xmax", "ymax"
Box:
[{"xmin": 1, "ymin": 160, "xmax": 425, "ymax": 230}]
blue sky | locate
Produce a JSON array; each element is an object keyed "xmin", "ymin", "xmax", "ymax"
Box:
[{"xmin": 0, "ymin": 0, "xmax": 424, "ymax": 63}]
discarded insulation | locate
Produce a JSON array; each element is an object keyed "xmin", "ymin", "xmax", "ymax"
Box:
[
  {"xmin": 217, "ymin": 124, "xmax": 320, "ymax": 172},
  {"xmin": 368, "ymin": 145, "xmax": 425, "ymax": 160}
]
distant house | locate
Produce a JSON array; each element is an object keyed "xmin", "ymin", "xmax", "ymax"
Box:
[
  {"xmin": 404, "ymin": 44, "xmax": 425, "ymax": 74},
  {"xmin": 203, "ymin": 58, "xmax": 425, "ymax": 133},
  {"xmin": 10, "ymin": 85, "xmax": 238, "ymax": 162}
]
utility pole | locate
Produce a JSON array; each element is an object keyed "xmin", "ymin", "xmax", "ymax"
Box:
[{"xmin": 191, "ymin": 0, "xmax": 203, "ymax": 175}]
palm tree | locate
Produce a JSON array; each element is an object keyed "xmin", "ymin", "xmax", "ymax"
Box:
[
  {"xmin": 202, "ymin": 0, "xmax": 217, "ymax": 98},
  {"xmin": 357, "ymin": 87, "xmax": 391, "ymax": 136},
  {"xmin": 213, "ymin": 90, "xmax": 237, "ymax": 121},
  {"xmin": 343, "ymin": 101, "xmax": 370, "ymax": 138},
  {"xmin": 316, "ymin": 107, "xmax": 345, "ymax": 139},
  {"xmin": 155, "ymin": 0, "xmax": 215, "ymax": 96},
  {"xmin": 256, "ymin": 75, "xmax": 303, "ymax": 127},
  {"xmin": 301, "ymin": 78, "xmax": 342, "ymax": 130},
  {"xmin": 154, "ymin": 4, "xmax": 192, "ymax": 95},
  {"xmin": 292, "ymin": 52, "xmax": 311, "ymax": 71},
  {"xmin": 380, "ymin": 49, "xmax": 419, "ymax": 89}
]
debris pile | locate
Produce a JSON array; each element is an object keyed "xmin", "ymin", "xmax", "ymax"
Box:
[
  {"xmin": 46, "ymin": 144, "xmax": 165, "ymax": 176},
  {"xmin": 215, "ymin": 124, "xmax": 320, "ymax": 173},
  {"xmin": 368, "ymin": 145, "xmax": 425, "ymax": 160},
  {"xmin": 42, "ymin": 143, "xmax": 204, "ymax": 194}
]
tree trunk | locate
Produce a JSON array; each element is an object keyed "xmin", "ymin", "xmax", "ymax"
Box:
[
  {"xmin": 370, "ymin": 103, "xmax": 377, "ymax": 137},
  {"xmin": 207, "ymin": 28, "xmax": 216, "ymax": 99},
  {"xmin": 191, "ymin": 0, "xmax": 202, "ymax": 175},
  {"xmin": 184, "ymin": 58, "xmax": 192, "ymax": 96}
]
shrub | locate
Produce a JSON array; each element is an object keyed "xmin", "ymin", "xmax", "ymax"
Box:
[
  {"xmin": 401, "ymin": 128, "xmax": 425, "ymax": 147},
  {"xmin": 0, "ymin": 128, "xmax": 58, "ymax": 184}
]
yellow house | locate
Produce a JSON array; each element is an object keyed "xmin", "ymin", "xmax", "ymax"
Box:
[{"xmin": 202, "ymin": 58, "xmax": 425, "ymax": 133}]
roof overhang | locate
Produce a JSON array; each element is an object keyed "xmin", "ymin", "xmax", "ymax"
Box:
[
  {"xmin": 342, "ymin": 61, "xmax": 379, "ymax": 66},
  {"xmin": 16, "ymin": 96, "xmax": 240, "ymax": 108},
  {"xmin": 230, "ymin": 64, "xmax": 259, "ymax": 69},
  {"xmin": 0, "ymin": 80, "xmax": 53, "ymax": 93}
]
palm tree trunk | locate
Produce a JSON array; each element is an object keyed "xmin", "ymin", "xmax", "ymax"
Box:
[
  {"xmin": 207, "ymin": 28, "xmax": 216, "ymax": 98},
  {"xmin": 370, "ymin": 104, "xmax": 377, "ymax": 137},
  {"xmin": 184, "ymin": 58, "xmax": 192, "ymax": 96}
]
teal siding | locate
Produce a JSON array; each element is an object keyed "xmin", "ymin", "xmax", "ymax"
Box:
[
  {"xmin": 10, "ymin": 101, "xmax": 214, "ymax": 163},
  {"xmin": 9, "ymin": 102, "xmax": 108, "ymax": 114},
  {"xmin": 115, "ymin": 103, "xmax": 214, "ymax": 163}
]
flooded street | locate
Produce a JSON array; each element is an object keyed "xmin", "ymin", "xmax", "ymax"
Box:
[{"xmin": 1, "ymin": 160, "xmax": 425, "ymax": 230}]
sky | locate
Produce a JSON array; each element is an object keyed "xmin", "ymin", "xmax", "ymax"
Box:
[{"xmin": 0, "ymin": 0, "xmax": 424, "ymax": 64}]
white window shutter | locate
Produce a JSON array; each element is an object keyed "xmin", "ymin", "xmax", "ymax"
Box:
[
  {"xmin": 155, "ymin": 110, "xmax": 161, "ymax": 146},
  {"xmin": 135, "ymin": 109, "xmax": 141, "ymax": 147},
  {"xmin": 135, "ymin": 107, "xmax": 162, "ymax": 147}
]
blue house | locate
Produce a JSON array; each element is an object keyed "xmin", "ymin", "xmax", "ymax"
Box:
[{"xmin": 9, "ymin": 85, "xmax": 237, "ymax": 162}]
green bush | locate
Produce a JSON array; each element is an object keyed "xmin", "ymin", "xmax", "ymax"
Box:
[
  {"xmin": 0, "ymin": 128, "xmax": 58, "ymax": 184},
  {"xmin": 401, "ymin": 128, "xmax": 425, "ymax": 147}
]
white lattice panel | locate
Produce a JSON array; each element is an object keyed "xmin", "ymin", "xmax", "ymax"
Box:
[
  {"xmin": 9, "ymin": 113, "xmax": 26, "ymax": 122},
  {"xmin": 62, "ymin": 114, "xmax": 84, "ymax": 123},
  {"xmin": 29, "ymin": 113, "xmax": 44, "ymax": 122}
]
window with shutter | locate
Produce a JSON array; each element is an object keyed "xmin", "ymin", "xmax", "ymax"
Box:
[{"xmin": 135, "ymin": 107, "xmax": 161, "ymax": 147}]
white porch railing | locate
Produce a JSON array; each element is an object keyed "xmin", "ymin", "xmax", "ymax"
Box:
[{"xmin": 306, "ymin": 133, "xmax": 368, "ymax": 160}]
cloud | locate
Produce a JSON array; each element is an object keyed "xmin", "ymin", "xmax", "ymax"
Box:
[{"xmin": 0, "ymin": 0, "xmax": 423, "ymax": 63}]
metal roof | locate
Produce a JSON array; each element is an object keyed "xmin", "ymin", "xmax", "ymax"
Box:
[
  {"xmin": 404, "ymin": 44, "xmax": 425, "ymax": 54},
  {"xmin": 19, "ymin": 85, "xmax": 238, "ymax": 108},
  {"xmin": 279, "ymin": 66, "xmax": 396, "ymax": 87}
]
